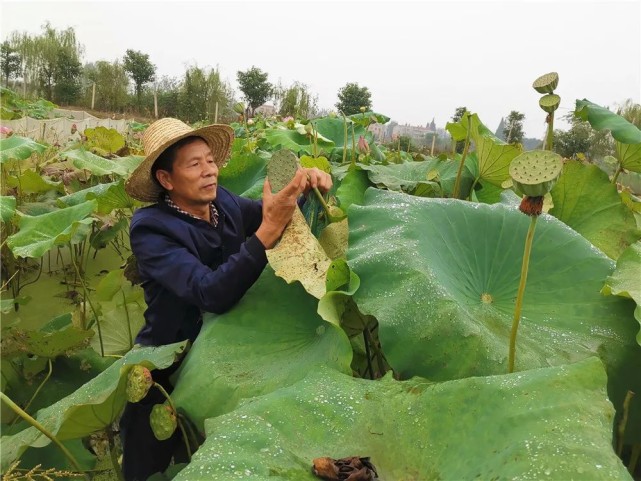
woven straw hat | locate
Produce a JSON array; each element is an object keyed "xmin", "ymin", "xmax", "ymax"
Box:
[{"xmin": 125, "ymin": 118, "xmax": 234, "ymax": 202}]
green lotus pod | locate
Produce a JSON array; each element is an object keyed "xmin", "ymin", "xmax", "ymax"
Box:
[
  {"xmin": 149, "ymin": 404, "xmax": 177, "ymax": 441},
  {"xmin": 233, "ymin": 102, "xmax": 246, "ymax": 114},
  {"xmin": 539, "ymin": 94, "xmax": 561, "ymax": 114},
  {"xmin": 126, "ymin": 365, "xmax": 153, "ymax": 403},
  {"xmin": 532, "ymin": 72, "xmax": 559, "ymax": 94},
  {"xmin": 509, "ymin": 150, "xmax": 563, "ymax": 197},
  {"xmin": 267, "ymin": 149, "xmax": 300, "ymax": 193}
]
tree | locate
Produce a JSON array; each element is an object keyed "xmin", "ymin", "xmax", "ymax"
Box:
[
  {"xmin": 178, "ymin": 66, "xmax": 236, "ymax": 123},
  {"xmin": 123, "ymin": 49, "xmax": 156, "ymax": 108},
  {"xmin": 236, "ymin": 66, "xmax": 272, "ymax": 116},
  {"xmin": 83, "ymin": 60, "xmax": 129, "ymax": 112},
  {"xmin": 0, "ymin": 41, "xmax": 21, "ymax": 87},
  {"xmin": 273, "ymin": 81, "xmax": 318, "ymax": 119},
  {"xmin": 503, "ymin": 111, "xmax": 525, "ymax": 144},
  {"xmin": 335, "ymin": 83, "xmax": 372, "ymax": 116},
  {"xmin": 53, "ymin": 49, "xmax": 82, "ymax": 104}
]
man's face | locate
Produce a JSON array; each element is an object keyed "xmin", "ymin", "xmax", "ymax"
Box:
[{"xmin": 156, "ymin": 138, "xmax": 219, "ymax": 207}]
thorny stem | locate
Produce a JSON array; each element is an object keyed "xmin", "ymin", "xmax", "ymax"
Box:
[
  {"xmin": 12, "ymin": 359, "xmax": 53, "ymax": 427},
  {"xmin": 508, "ymin": 214, "xmax": 539, "ymax": 373},
  {"xmin": 0, "ymin": 391, "xmax": 89, "ymax": 479},
  {"xmin": 154, "ymin": 383, "xmax": 192, "ymax": 461},
  {"xmin": 69, "ymin": 243, "xmax": 104, "ymax": 356},
  {"xmin": 453, "ymin": 115, "xmax": 472, "ymax": 199},
  {"xmin": 617, "ymin": 390, "xmax": 635, "ymax": 456}
]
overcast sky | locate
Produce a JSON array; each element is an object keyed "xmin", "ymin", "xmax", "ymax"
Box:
[{"xmin": 1, "ymin": 0, "xmax": 640, "ymax": 138}]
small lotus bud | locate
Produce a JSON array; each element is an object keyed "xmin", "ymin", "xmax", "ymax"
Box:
[
  {"xmin": 233, "ymin": 102, "xmax": 246, "ymax": 114},
  {"xmin": 0, "ymin": 125, "xmax": 13, "ymax": 137},
  {"xmin": 329, "ymin": 111, "xmax": 337, "ymax": 118},
  {"xmin": 359, "ymin": 106, "xmax": 366, "ymax": 113},
  {"xmin": 283, "ymin": 116, "xmax": 294, "ymax": 123},
  {"xmin": 71, "ymin": 123, "xmax": 77, "ymax": 135},
  {"xmin": 126, "ymin": 365, "xmax": 153, "ymax": 403},
  {"xmin": 357, "ymin": 136, "xmax": 370, "ymax": 155},
  {"xmin": 247, "ymin": 118, "xmax": 254, "ymax": 126},
  {"xmin": 150, "ymin": 404, "xmax": 177, "ymax": 441}
]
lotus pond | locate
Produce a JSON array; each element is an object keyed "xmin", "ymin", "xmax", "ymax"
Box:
[{"xmin": 1, "ymin": 83, "xmax": 641, "ymax": 480}]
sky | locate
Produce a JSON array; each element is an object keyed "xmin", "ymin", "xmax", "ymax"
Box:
[{"xmin": 1, "ymin": 0, "xmax": 640, "ymax": 138}]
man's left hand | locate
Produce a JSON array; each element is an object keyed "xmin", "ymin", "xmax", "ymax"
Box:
[{"xmin": 303, "ymin": 167, "xmax": 333, "ymax": 195}]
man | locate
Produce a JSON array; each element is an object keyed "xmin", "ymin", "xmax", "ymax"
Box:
[{"xmin": 122, "ymin": 118, "xmax": 331, "ymax": 480}]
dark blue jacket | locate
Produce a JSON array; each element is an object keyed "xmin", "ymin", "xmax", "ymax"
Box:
[{"xmin": 130, "ymin": 187, "xmax": 267, "ymax": 346}]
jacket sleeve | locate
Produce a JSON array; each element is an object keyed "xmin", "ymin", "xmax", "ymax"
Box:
[{"xmin": 131, "ymin": 220, "xmax": 268, "ymax": 315}]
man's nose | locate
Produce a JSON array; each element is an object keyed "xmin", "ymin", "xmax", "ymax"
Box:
[{"xmin": 203, "ymin": 162, "xmax": 218, "ymax": 176}]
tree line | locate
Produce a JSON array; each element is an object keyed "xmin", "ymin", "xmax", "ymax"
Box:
[{"xmin": 0, "ymin": 23, "xmax": 374, "ymax": 122}]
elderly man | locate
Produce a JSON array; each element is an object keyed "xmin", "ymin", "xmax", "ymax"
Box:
[{"xmin": 122, "ymin": 118, "xmax": 331, "ymax": 480}]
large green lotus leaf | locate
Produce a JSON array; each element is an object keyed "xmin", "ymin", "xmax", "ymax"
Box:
[
  {"xmin": 115, "ymin": 154, "xmax": 144, "ymax": 174},
  {"xmin": 348, "ymin": 110, "xmax": 390, "ymax": 127},
  {"xmin": 174, "ymin": 358, "xmax": 631, "ymax": 481},
  {"xmin": 359, "ymin": 161, "xmax": 440, "ymax": 195},
  {"xmin": 575, "ymin": 99, "xmax": 641, "ymax": 145},
  {"xmin": 263, "ymin": 128, "xmax": 334, "ymax": 155},
  {"xmin": 431, "ymin": 156, "xmax": 476, "ymax": 198},
  {"xmin": 313, "ymin": 117, "xmax": 366, "ymax": 148},
  {"xmin": 0, "ymin": 342, "xmax": 187, "ymax": 471},
  {"xmin": 6, "ymin": 169, "xmax": 63, "ymax": 195},
  {"xmin": 219, "ymin": 151, "xmax": 266, "ymax": 199},
  {"xmin": 170, "ymin": 268, "xmax": 352, "ymax": 429},
  {"xmin": 57, "ymin": 179, "xmax": 135, "ymax": 214},
  {"xmin": 348, "ymin": 189, "xmax": 641, "ymax": 442},
  {"xmin": 334, "ymin": 167, "xmax": 370, "ymax": 212},
  {"xmin": 474, "ymin": 135, "xmax": 522, "ymax": 187},
  {"xmin": 1, "ymin": 195, "xmax": 16, "ymax": 222},
  {"xmin": 84, "ymin": 126, "xmax": 125, "ymax": 155},
  {"xmin": 90, "ymin": 293, "xmax": 146, "ymax": 356},
  {"xmin": 602, "ymin": 241, "xmax": 641, "ymax": 343},
  {"xmin": 0, "ymin": 136, "xmax": 46, "ymax": 163},
  {"xmin": 445, "ymin": 111, "xmax": 497, "ymax": 143},
  {"xmin": 549, "ymin": 160, "xmax": 640, "ymax": 259},
  {"xmin": 6, "ymin": 200, "xmax": 97, "ymax": 258},
  {"xmin": 62, "ymin": 149, "xmax": 130, "ymax": 177},
  {"xmin": 616, "ymin": 140, "xmax": 641, "ymax": 173}
]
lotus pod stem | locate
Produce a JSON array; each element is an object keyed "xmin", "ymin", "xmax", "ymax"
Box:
[
  {"xmin": 508, "ymin": 214, "xmax": 539, "ymax": 373},
  {"xmin": 152, "ymin": 382, "xmax": 192, "ymax": 460},
  {"xmin": 0, "ymin": 391, "xmax": 89, "ymax": 479},
  {"xmin": 545, "ymin": 112, "xmax": 555, "ymax": 151},
  {"xmin": 453, "ymin": 114, "xmax": 471, "ymax": 199}
]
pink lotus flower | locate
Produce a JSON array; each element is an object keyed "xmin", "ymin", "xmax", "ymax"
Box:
[
  {"xmin": 283, "ymin": 116, "xmax": 294, "ymax": 123},
  {"xmin": 0, "ymin": 125, "xmax": 13, "ymax": 137},
  {"xmin": 357, "ymin": 135, "xmax": 370, "ymax": 155}
]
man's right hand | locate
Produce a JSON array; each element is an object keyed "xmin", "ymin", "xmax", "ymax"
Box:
[{"xmin": 255, "ymin": 168, "xmax": 307, "ymax": 249}]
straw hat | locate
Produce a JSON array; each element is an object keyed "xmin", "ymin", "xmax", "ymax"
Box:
[{"xmin": 125, "ymin": 118, "xmax": 234, "ymax": 202}]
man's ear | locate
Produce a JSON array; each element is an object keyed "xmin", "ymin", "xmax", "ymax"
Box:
[{"xmin": 155, "ymin": 170, "xmax": 173, "ymax": 191}]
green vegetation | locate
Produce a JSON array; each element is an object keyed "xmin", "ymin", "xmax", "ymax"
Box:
[{"xmin": 1, "ymin": 73, "xmax": 641, "ymax": 481}]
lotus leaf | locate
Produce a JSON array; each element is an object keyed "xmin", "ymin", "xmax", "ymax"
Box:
[
  {"xmin": 359, "ymin": 161, "xmax": 441, "ymax": 195},
  {"xmin": 84, "ymin": 126, "xmax": 126, "ymax": 155},
  {"xmin": 575, "ymin": 99, "xmax": 641, "ymax": 145},
  {"xmin": 173, "ymin": 358, "xmax": 630, "ymax": 481},
  {"xmin": 602, "ymin": 241, "xmax": 641, "ymax": 342},
  {"xmin": 1, "ymin": 195, "xmax": 16, "ymax": 222},
  {"xmin": 549, "ymin": 161, "xmax": 640, "ymax": 259},
  {"xmin": 57, "ymin": 179, "xmax": 135, "ymax": 214},
  {"xmin": 0, "ymin": 342, "xmax": 187, "ymax": 470},
  {"xmin": 218, "ymin": 151, "xmax": 266, "ymax": 199},
  {"xmin": 0, "ymin": 136, "xmax": 46, "ymax": 163},
  {"xmin": 348, "ymin": 189, "xmax": 641, "ymax": 442},
  {"xmin": 6, "ymin": 169, "xmax": 63, "ymax": 195},
  {"xmin": 63, "ymin": 149, "xmax": 130, "ymax": 177},
  {"xmin": 263, "ymin": 129, "xmax": 334, "ymax": 155},
  {"xmin": 7, "ymin": 200, "xmax": 97, "ymax": 258},
  {"xmin": 170, "ymin": 268, "xmax": 352, "ymax": 429}
]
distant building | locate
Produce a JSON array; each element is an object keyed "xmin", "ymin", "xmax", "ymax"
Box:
[
  {"xmin": 255, "ymin": 104, "xmax": 277, "ymax": 116},
  {"xmin": 368, "ymin": 118, "xmax": 437, "ymax": 144}
]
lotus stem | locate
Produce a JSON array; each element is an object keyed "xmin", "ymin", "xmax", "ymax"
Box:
[
  {"xmin": 629, "ymin": 444, "xmax": 640, "ymax": 475},
  {"xmin": 341, "ymin": 112, "xmax": 348, "ymax": 164},
  {"xmin": 617, "ymin": 390, "xmax": 635, "ymax": 456},
  {"xmin": 69, "ymin": 243, "xmax": 104, "ymax": 356},
  {"xmin": 14, "ymin": 358, "xmax": 53, "ymax": 425},
  {"xmin": 612, "ymin": 164, "xmax": 623, "ymax": 185},
  {"xmin": 122, "ymin": 290, "xmax": 133, "ymax": 350},
  {"xmin": 107, "ymin": 427, "xmax": 125, "ymax": 481},
  {"xmin": 153, "ymin": 383, "xmax": 192, "ymax": 460},
  {"xmin": 508, "ymin": 214, "xmax": 538, "ymax": 373},
  {"xmin": 351, "ymin": 124, "xmax": 356, "ymax": 164},
  {"xmin": 544, "ymin": 113, "xmax": 555, "ymax": 151},
  {"xmin": 453, "ymin": 115, "xmax": 472, "ymax": 199},
  {"xmin": 0, "ymin": 391, "xmax": 88, "ymax": 478}
]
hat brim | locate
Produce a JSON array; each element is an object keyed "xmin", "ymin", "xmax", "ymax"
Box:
[{"xmin": 125, "ymin": 124, "xmax": 234, "ymax": 202}]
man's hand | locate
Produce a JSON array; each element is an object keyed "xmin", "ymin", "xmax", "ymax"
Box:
[
  {"xmin": 303, "ymin": 167, "xmax": 333, "ymax": 195},
  {"xmin": 256, "ymin": 168, "xmax": 307, "ymax": 249}
]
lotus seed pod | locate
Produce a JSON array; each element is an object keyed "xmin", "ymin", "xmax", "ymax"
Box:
[
  {"xmin": 532, "ymin": 72, "xmax": 559, "ymax": 94},
  {"xmin": 267, "ymin": 149, "xmax": 300, "ymax": 193},
  {"xmin": 539, "ymin": 94, "xmax": 561, "ymax": 114},
  {"xmin": 149, "ymin": 404, "xmax": 177, "ymax": 441},
  {"xmin": 233, "ymin": 102, "xmax": 245, "ymax": 114},
  {"xmin": 509, "ymin": 150, "xmax": 563, "ymax": 197},
  {"xmin": 126, "ymin": 365, "xmax": 153, "ymax": 403}
]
